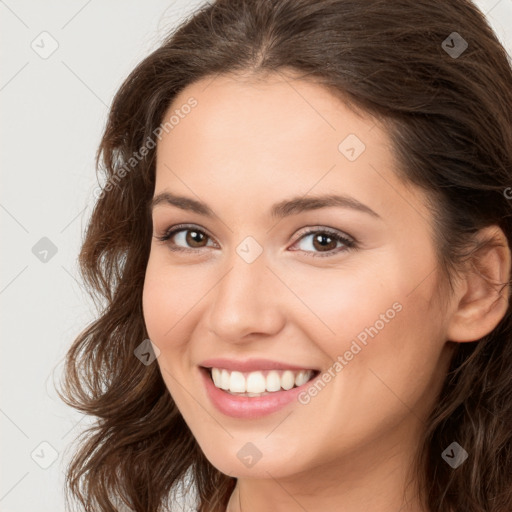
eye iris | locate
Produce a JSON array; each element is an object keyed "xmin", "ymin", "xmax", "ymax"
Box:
[
  {"xmin": 313, "ymin": 233, "xmax": 337, "ymax": 252},
  {"xmin": 186, "ymin": 230, "xmax": 207, "ymax": 247}
]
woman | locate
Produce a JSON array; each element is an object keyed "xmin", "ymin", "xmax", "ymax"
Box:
[{"xmin": 58, "ymin": 0, "xmax": 512, "ymax": 511}]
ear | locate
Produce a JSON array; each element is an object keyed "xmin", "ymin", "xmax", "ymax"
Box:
[{"xmin": 446, "ymin": 225, "xmax": 511, "ymax": 343}]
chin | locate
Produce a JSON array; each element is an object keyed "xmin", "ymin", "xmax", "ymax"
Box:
[{"xmin": 197, "ymin": 438, "xmax": 309, "ymax": 480}]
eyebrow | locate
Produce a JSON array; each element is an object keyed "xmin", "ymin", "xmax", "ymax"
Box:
[{"xmin": 150, "ymin": 191, "xmax": 381, "ymax": 219}]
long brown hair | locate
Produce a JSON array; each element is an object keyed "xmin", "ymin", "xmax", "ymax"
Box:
[{"xmin": 57, "ymin": 1, "xmax": 512, "ymax": 510}]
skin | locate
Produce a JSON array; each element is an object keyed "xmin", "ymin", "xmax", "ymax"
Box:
[{"xmin": 142, "ymin": 70, "xmax": 510, "ymax": 512}]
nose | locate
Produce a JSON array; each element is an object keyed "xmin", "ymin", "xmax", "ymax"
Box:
[{"xmin": 205, "ymin": 250, "xmax": 286, "ymax": 343}]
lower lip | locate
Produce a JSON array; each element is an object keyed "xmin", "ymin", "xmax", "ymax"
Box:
[{"xmin": 200, "ymin": 367, "xmax": 318, "ymax": 419}]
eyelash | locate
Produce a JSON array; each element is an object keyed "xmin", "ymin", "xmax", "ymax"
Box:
[{"xmin": 154, "ymin": 223, "xmax": 356, "ymax": 258}]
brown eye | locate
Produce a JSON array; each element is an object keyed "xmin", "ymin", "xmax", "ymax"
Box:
[
  {"xmin": 184, "ymin": 229, "xmax": 208, "ymax": 248},
  {"xmin": 290, "ymin": 228, "xmax": 356, "ymax": 258},
  {"xmin": 311, "ymin": 233, "xmax": 339, "ymax": 252},
  {"xmin": 155, "ymin": 225, "xmax": 215, "ymax": 252}
]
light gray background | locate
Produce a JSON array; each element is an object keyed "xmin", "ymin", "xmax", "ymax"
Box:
[{"xmin": 1, "ymin": 1, "xmax": 511, "ymax": 511}]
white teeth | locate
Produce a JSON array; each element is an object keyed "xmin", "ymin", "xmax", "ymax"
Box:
[
  {"xmin": 211, "ymin": 368, "xmax": 221, "ymax": 387},
  {"xmin": 266, "ymin": 371, "xmax": 281, "ymax": 392},
  {"xmin": 220, "ymin": 369, "xmax": 230, "ymax": 390},
  {"xmin": 281, "ymin": 370, "xmax": 295, "ymax": 390},
  {"xmin": 208, "ymin": 368, "xmax": 315, "ymax": 394},
  {"xmin": 247, "ymin": 371, "xmax": 266, "ymax": 393},
  {"xmin": 294, "ymin": 370, "xmax": 310, "ymax": 387},
  {"xmin": 229, "ymin": 371, "xmax": 246, "ymax": 392}
]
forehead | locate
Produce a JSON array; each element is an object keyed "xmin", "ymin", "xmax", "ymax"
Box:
[
  {"xmin": 153, "ymin": 72, "xmax": 427, "ymax": 226},
  {"xmin": 159, "ymin": 72, "xmax": 377, "ymax": 160}
]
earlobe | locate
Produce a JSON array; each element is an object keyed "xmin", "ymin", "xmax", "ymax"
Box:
[{"xmin": 446, "ymin": 225, "xmax": 511, "ymax": 343}]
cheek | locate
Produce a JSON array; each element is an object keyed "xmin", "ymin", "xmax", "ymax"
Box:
[
  {"xmin": 142, "ymin": 256, "xmax": 201, "ymax": 407},
  {"xmin": 142, "ymin": 253, "xmax": 206, "ymax": 345},
  {"xmin": 142, "ymin": 263, "xmax": 173, "ymax": 344},
  {"xmin": 284, "ymin": 258, "xmax": 406, "ymax": 356},
  {"xmin": 288, "ymin": 255, "xmax": 445, "ymax": 394},
  {"xmin": 328, "ymin": 278, "xmax": 446, "ymax": 427}
]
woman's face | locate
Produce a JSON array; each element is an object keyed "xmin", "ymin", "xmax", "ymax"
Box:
[{"xmin": 142, "ymin": 71, "xmax": 456, "ymax": 480}]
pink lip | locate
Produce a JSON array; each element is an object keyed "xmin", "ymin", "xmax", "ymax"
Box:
[
  {"xmin": 199, "ymin": 357, "xmax": 318, "ymax": 372},
  {"xmin": 199, "ymin": 367, "xmax": 319, "ymax": 419}
]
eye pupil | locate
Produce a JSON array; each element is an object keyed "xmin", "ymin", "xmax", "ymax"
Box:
[
  {"xmin": 313, "ymin": 233, "xmax": 337, "ymax": 251},
  {"xmin": 186, "ymin": 230, "xmax": 207, "ymax": 247}
]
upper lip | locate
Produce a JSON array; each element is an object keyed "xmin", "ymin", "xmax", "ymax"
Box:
[{"xmin": 199, "ymin": 357, "xmax": 319, "ymax": 373}]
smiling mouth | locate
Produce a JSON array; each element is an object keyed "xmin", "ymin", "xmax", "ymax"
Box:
[{"xmin": 201, "ymin": 366, "xmax": 321, "ymax": 397}]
